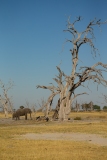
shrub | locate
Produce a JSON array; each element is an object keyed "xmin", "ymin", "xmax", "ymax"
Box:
[
  {"xmin": 20, "ymin": 106, "xmax": 24, "ymax": 109},
  {"xmin": 74, "ymin": 117, "xmax": 81, "ymax": 120},
  {"xmin": 103, "ymin": 106, "xmax": 107, "ymax": 110},
  {"xmin": 93, "ymin": 105, "xmax": 100, "ymax": 110},
  {"xmin": 99, "ymin": 116, "xmax": 106, "ymax": 118}
]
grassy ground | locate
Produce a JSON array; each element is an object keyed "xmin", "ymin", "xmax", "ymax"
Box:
[{"xmin": 0, "ymin": 111, "xmax": 107, "ymax": 160}]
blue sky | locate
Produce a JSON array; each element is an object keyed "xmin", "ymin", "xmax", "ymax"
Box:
[{"xmin": 0, "ymin": 0, "xmax": 107, "ymax": 109}]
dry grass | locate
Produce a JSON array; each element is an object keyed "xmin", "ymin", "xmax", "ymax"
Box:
[
  {"xmin": 0, "ymin": 112, "xmax": 12, "ymax": 118},
  {"xmin": 70, "ymin": 111, "xmax": 107, "ymax": 120},
  {"xmin": 0, "ymin": 111, "xmax": 107, "ymax": 160},
  {"xmin": 1, "ymin": 139, "xmax": 107, "ymax": 160}
]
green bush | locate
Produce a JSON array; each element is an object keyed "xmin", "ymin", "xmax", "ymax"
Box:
[
  {"xmin": 103, "ymin": 106, "xmax": 107, "ymax": 110},
  {"xmin": 74, "ymin": 117, "xmax": 81, "ymax": 120},
  {"xmin": 20, "ymin": 106, "xmax": 24, "ymax": 109},
  {"xmin": 93, "ymin": 105, "xmax": 100, "ymax": 110}
]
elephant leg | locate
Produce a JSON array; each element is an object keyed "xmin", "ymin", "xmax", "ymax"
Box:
[{"xmin": 25, "ymin": 113, "xmax": 27, "ymax": 120}]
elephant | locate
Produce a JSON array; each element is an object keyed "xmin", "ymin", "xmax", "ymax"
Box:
[{"xmin": 12, "ymin": 108, "xmax": 32, "ymax": 120}]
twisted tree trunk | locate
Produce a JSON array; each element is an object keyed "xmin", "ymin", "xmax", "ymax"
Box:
[{"xmin": 37, "ymin": 17, "xmax": 107, "ymax": 121}]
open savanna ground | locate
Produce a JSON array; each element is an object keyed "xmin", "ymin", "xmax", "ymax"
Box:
[{"xmin": 0, "ymin": 111, "xmax": 107, "ymax": 160}]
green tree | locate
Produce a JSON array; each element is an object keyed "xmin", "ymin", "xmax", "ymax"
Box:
[
  {"xmin": 20, "ymin": 106, "xmax": 24, "ymax": 109},
  {"xmin": 103, "ymin": 106, "xmax": 107, "ymax": 110},
  {"xmin": 93, "ymin": 105, "xmax": 100, "ymax": 110}
]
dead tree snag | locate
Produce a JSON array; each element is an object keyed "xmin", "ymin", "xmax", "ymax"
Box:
[
  {"xmin": 0, "ymin": 80, "xmax": 14, "ymax": 117},
  {"xmin": 37, "ymin": 17, "xmax": 107, "ymax": 121}
]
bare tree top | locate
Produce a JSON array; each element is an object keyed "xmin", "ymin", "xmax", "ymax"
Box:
[{"xmin": 64, "ymin": 17, "xmax": 107, "ymax": 57}]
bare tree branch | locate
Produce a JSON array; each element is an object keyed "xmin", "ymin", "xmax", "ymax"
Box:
[
  {"xmin": 0, "ymin": 80, "xmax": 14, "ymax": 117},
  {"xmin": 37, "ymin": 16, "xmax": 107, "ymax": 121}
]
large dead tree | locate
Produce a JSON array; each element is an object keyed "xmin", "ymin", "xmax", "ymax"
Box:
[
  {"xmin": 0, "ymin": 80, "xmax": 14, "ymax": 117},
  {"xmin": 37, "ymin": 17, "xmax": 107, "ymax": 121}
]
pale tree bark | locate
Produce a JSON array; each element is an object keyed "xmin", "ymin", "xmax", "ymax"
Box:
[
  {"xmin": 90, "ymin": 101, "xmax": 93, "ymax": 111},
  {"xmin": 52, "ymin": 99, "xmax": 60, "ymax": 120},
  {"xmin": 0, "ymin": 97, "xmax": 8, "ymax": 117},
  {"xmin": 36, "ymin": 85, "xmax": 60, "ymax": 117},
  {"xmin": 0, "ymin": 80, "xmax": 14, "ymax": 117},
  {"xmin": 37, "ymin": 17, "xmax": 107, "ymax": 121}
]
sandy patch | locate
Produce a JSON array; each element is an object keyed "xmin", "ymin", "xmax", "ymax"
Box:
[{"xmin": 18, "ymin": 133, "xmax": 107, "ymax": 146}]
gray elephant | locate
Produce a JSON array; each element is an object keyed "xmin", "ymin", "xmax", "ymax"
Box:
[{"xmin": 12, "ymin": 108, "xmax": 32, "ymax": 120}]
